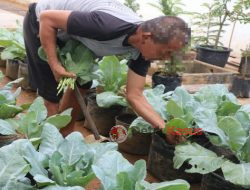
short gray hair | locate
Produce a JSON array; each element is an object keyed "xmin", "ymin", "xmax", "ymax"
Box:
[{"xmin": 140, "ymin": 16, "xmax": 191, "ymax": 45}]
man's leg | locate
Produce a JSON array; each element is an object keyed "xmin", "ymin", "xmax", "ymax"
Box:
[
  {"xmin": 23, "ymin": 3, "xmax": 62, "ymax": 116},
  {"xmin": 44, "ymin": 100, "xmax": 59, "ymax": 116},
  {"xmin": 58, "ymin": 87, "xmax": 88, "ymax": 137}
]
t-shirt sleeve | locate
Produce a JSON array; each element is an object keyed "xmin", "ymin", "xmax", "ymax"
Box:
[
  {"xmin": 127, "ymin": 54, "xmax": 151, "ymax": 77},
  {"xmin": 67, "ymin": 11, "xmax": 137, "ymax": 41}
]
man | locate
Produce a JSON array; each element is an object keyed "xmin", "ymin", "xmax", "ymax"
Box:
[{"xmin": 23, "ymin": 0, "xmax": 190, "ymax": 144}]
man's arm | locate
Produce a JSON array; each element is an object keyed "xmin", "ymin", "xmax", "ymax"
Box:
[
  {"xmin": 39, "ymin": 10, "xmax": 76, "ymax": 81},
  {"xmin": 126, "ymin": 69, "xmax": 183, "ymax": 144}
]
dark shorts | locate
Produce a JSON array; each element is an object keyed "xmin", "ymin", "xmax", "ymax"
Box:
[{"xmin": 23, "ymin": 3, "xmax": 92, "ymax": 103}]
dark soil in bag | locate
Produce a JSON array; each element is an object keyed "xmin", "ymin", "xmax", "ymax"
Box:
[
  {"xmin": 116, "ymin": 113, "xmax": 152, "ymax": 155},
  {"xmin": 201, "ymin": 170, "xmax": 250, "ymax": 190},
  {"xmin": 147, "ymin": 132, "xmax": 209, "ymax": 183},
  {"xmin": 6, "ymin": 59, "xmax": 19, "ymax": 80},
  {"xmin": 85, "ymin": 94, "xmax": 124, "ymax": 137}
]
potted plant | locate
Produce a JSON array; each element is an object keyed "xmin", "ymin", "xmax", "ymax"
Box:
[
  {"xmin": 84, "ymin": 56, "xmax": 128, "ymax": 136},
  {"xmin": 191, "ymin": 3, "xmax": 222, "ymax": 48},
  {"xmin": 0, "ymin": 25, "xmax": 26, "ymax": 80},
  {"xmin": 231, "ymin": 44, "xmax": 250, "ymax": 98},
  {"xmin": 146, "ymin": 84, "xmax": 241, "ymax": 183},
  {"xmin": 196, "ymin": 0, "xmax": 250, "ymax": 67},
  {"xmin": 239, "ymin": 44, "xmax": 250, "ymax": 77},
  {"xmin": 149, "ymin": 0, "xmax": 188, "ymax": 92},
  {"xmin": 152, "ymin": 54, "xmax": 185, "ymax": 92},
  {"xmin": 166, "ymin": 84, "xmax": 250, "ymax": 189},
  {"xmin": 0, "ymin": 96, "xmax": 72, "ymax": 149},
  {"xmin": 0, "ymin": 71, "xmax": 25, "ymax": 148}
]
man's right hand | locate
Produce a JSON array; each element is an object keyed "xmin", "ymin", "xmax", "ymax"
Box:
[{"xmin": 51, "ymin": 63, "xmax": 76, "ymax": 81}]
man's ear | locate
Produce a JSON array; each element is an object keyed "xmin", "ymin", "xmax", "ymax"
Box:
[{"xmin": 141, "ymin": 32, "xmax": 153, "ymax": 42}]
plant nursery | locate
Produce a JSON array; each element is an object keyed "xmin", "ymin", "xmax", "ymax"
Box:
[{"xmin": 0, "ymin": 0, "xmax": 250, "ymax": 190}]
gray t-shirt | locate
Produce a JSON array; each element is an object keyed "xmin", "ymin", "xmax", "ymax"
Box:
[{"xmin": 35, "ymin": 0, "xmax": 151, "ymax": 76}]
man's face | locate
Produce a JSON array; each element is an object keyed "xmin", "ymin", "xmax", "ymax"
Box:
[{"xmin": 139, "ymin": 34, "xmax": 184, "ymax": 61}]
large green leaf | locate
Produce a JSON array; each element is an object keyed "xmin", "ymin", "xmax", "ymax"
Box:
[
  {"xmin": 28, "ymin": 97, "xmax": 47, "ymax": 122},
  {"xmin": 0, "ymin": 27, "xmax": 26, "ymax": 60},
  {"xmin": 166, "ymin": 100, "xmax": 184, "ymax": 118},
  {"xmin": 129, "ymin": 117, "xmax": 155, "ymax": 133},
  {"xmin": 39, "ymin": 123, "xmax": 64, "ymax": 157},
  {"xmin": 49, "ymin": 151, "xmax": 65, "ymax": 186},
  {"xmin": 216, "ymin": 101, "xmax": 241, "ymax": 116},
  {"xmin": 34, "ymin": 174, "xmax": 55, "ymax": 188},
  {"xmin": 239, "ymin": 104, "xmax": 250, "ymax": 115},
  {"xmin": 143, "ymin": 85, "xmax": 168, "ymax": 120},
  {"xmin": 45, "ymin": 108, "xmax": 72, "ymax": 129},
  {"xmin": 222, "ymin": 161, "xmax": 250, "ymax": 187},
  {"xmin": 17, "ymin": 111, "xmax": 43, "ymax": 140},
  {"xmin": 235, "ymin": 108, "xmax": 250, "ymax": 132},
  {"xmin": 43, "ymin": 185, "xmax": 84, "ymax": 190},
  {"xmin": 163, "ymin": 118, "xmax": 189, "ymax": 135},
  {"xmin": 96, "ymin": 92, "xmax": 127, "ymax": 108},
  {"xmin": 97, "ymin": 56, "xmax": 128, "ymax": 92},
  {"xmin": 238, "ymin": 131, "xmax": 250, "ymax": 162},
  {"xmin": 193, "ymin": 107, "xmax": 228, "ymax": 146},
  {"xmin": 93, "ymin": 150, "xmax": 190, "ymax": 190},
  {"xmin": 0, "ymin": 119, "xmax": 16, "ymax": 135},
  {"xmin": 0, "ymin": 81, "xmax": 22, "ymax": 105},
  {"xmin": 88, "ymin": 142, "xmax": 118, "ymax": 162},
  {"xmin": 218, "ymin": 116, "xmax": 248, "ymax": 152},
  {"xmin": 173, "ymin": 142, "xmax": 225, "ymax": 174},
  {"xmin": 66, "ymin": 171, "xmax": 95, "ymax": 187},
  {"xmin": 115, "ymin": 160, "xmax": 146, "ymax": 190},
  {"xmin": 171, "ymin": 87, "xmax": 194, "ymax": 108},
  {"xmin": 2, "ymin": 179, "xmax": 34, "ymax": 190},
  {"xmin": 19, "ymin": 139, "xmax": 48, "ymax": 177},
  {"xmin": 58, "ymin": 132, "xmax": 88, "ymax": 166},
  {"xmin": 92, "ymin": 151, "xmax": 134, "ymax": 190},
  {"xmin": 0, "ymin": 104, "xmax": 23, "ymax": 119},
  {"xmin": 0, "ymin": 140, "xmax": 31, "ymax": 188},
  {"xmin": 194, "ymin": 84, "xmax": 238, "ymax": 110},
  {"xmin": 139, "ymin": 179, "xmax": 190, "ymax": 190},
  {"xmin": 39, "ymin": 40, "xmax": 97, "ymax": 91}
]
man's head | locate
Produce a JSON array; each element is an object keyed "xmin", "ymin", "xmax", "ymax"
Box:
[{"xmin": 136, "ymin": 16, "xmax": 191, "ymax": 61}]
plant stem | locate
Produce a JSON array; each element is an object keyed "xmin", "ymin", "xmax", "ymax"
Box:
[
  {"xmin": 215, "ymin": 13, "xmax": 228, "ymax": 48},
  {"xmin": 228, "ymin": 21, "xmax": 236, "ymax": 48}
]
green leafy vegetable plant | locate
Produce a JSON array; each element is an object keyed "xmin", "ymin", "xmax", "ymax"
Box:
[
  {"xmin": 95, "ymin": 56, "xmax": 128, "ymax": 108},
  {"xmin": 0, "ymin": 72, "xmax": 24, "ymax": 119},
  {"xmin": 193, "ymin": 0, "xmax": 250, "ymax": 49},
  {"xmin": 0, "ymin": 130, "xmax": 118, "ymax": 189},
  {"xmin": 0, "ymin": 22, "xmax": 26, "ymax": 61},
  {"xmin": 0, "ymin": 106, "xmax": 191, "ymax": 189},
  {"xmin": 92, "ymin": 150, "xmax": 190, "ymax": 190},
  {"xmin": 38, "ymin": 39, "xmax": 98, "ymax": 94},
  {"xmin": 0, "ymin": 97, "xmax": 72, "ymax": 148},
  {"xmin": 156, "ymin": 84, "xmax": 250, "ymax": 187}
]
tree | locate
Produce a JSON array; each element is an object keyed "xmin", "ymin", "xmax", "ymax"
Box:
[
  {"xmin": 124, "ymin": 0, "xmax": 140, "ymax": 13},
  {"xmin": 148, "ymin": 0, "xmax": 185, "ymax": 16}
]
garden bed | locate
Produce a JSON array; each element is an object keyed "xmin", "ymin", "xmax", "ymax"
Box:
[{"xmin": 182, "ymin": 60, "xmax": 236, "ymax": 85}]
